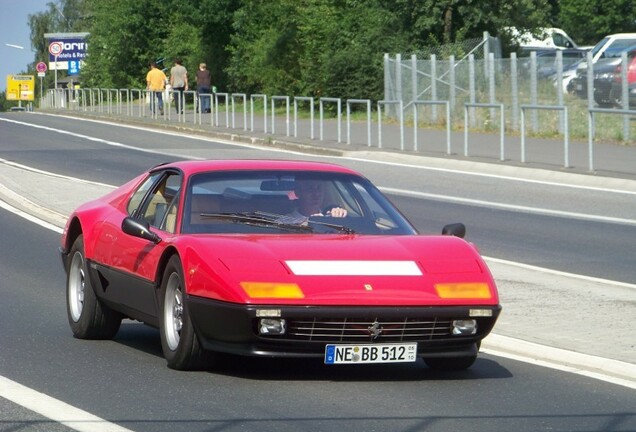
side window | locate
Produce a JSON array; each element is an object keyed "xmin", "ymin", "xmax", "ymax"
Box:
[
  {"xmin": 138, "ymin": 172, "xmax": 182, "ymax": 229},
  {"xmin": 127, "ymin": 173, "xmax": 161, "ymax": 216}
]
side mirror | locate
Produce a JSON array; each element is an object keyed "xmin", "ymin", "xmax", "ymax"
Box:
[
  {"xmin": 121, "ymin": 217, "xmax": 161, "ymax": 244},
  {"xmin": 442, "ymin": 223, "xmax": 466, "ymax": 238}
]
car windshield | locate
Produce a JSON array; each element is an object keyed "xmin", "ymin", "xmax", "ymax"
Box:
[{"xmin": 181, "ymin": 170, "xmax": 418, "ymax": 235}]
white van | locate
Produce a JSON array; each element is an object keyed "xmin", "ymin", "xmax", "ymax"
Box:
[{"xmin": 505, "ymin": 27, "xmax": 585, "ymax": 51}]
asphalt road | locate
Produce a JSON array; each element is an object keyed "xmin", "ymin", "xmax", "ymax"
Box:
[
  {"xmin": 0, "ymin": 210, "xmax": 634, "ymax": 432},
  {"xmin": 0, "ymin": 113, "xmax": 635, "ymax": 431}
]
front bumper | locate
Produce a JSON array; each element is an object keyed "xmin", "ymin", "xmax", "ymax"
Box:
[{"xmin": 187, "ymin": 295, "xmax": 501, "ymax": 359}]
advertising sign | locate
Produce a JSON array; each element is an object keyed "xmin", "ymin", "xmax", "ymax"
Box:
[
  {"xmin": 44, "ymin": 33, "xmax": 89, "ymax": 71},
  {"xmin": 6, "ymin": 75, "xmax": 35, "ymax": 101},
  {"xmin": 48, "ymin": 39, "xmax": 87, "ymax": 62}
]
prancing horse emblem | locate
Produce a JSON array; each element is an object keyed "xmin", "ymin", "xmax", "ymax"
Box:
[{"xmin": 367, "ymin": 320, "xmax": 383, "ymax": 340}]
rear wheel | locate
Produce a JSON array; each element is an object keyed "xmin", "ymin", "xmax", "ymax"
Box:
[
  {"xmin": 159, "ymin": 255, "xmax": 213, "ymax": 370},
  {"xmin": 66, "ymin": 235, "xmax": 122, "ymax": 339},
  {"xmin": 424, "ymin": 355, "xmax": 477, "ymax": 371}
]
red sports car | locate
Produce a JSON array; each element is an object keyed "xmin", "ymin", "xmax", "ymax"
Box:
[{"xmin": 60, "ymin": 160, "xmax": 500, "ymax": 371}]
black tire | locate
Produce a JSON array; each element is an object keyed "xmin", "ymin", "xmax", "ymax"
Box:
[
  {"xmin": 159, "ymin": 255, "xmax": 212, "ymax": 370},
  {"xmin": 66, "ymin": 235, "xmax": 122, "ymax": 339},
  {"xmin": 424, "ymin": 355, "xmax": 477, "ymax": 371}
]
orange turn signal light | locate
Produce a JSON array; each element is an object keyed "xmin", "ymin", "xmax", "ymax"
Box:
[
  {"xmin": 240, "ymin": 282, "xmax": 305, "ymax": 299},
  {"xmin": 435, "ymin": 283, "xmax": 491, "ymax": 299}
]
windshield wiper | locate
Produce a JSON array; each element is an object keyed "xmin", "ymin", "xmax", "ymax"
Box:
[
  {"xmin": 199, "ymin": 211, "xmax": 355, "ymax": 234},
  {"xmin": 257, "ymin": 211, "xmax": 356, "ymax": 234},
  {"xmin": 199, "ymin": 212, "xmax": 314, "ymax": 233}
]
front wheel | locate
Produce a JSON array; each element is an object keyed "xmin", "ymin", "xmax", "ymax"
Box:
[
  {"xmin": 66, "ymin": 235, "xmax": 122, "ymax": 339},
  {"xmin": 159, "ymin": 255, "xmax": 213, "ymax": 370}
]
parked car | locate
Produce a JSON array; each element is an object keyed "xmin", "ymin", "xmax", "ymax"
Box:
[
  {"xmin": 520, "ymin": 48, "xmax": 587, "ymax": 79},
  {"xmin": 60, "ymin": 160, "xmax": 501, "ymax": 371},
  {"xmin": 572, "ymin": 57, "xmax": 623, "ymax": 106},
  {"xmin": 610, "ymin": 47, "xmax": 636, "ymax": 108},
  {"xmin": 558, "ymin": 33, "xmax": 636, "ymax": 94}
]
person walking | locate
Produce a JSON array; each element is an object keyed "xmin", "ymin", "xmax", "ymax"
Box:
[
  {"xmin": 146, "ymin": 62, "xmax": 166, "ymax": 115},
  {"xmin": 196, "ymin": 62, "xmax": 212, "ymax": 113},
  {"xmin": 170, "ymin": 58, "xmax": 188, "ymax": 114}
]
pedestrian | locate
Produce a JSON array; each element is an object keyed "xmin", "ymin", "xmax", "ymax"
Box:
[
  {"xmin": 196, "ymin": 62, "xmax": 212, "ymax": 113},
  {"xmin": 170, "ymin": 58, "xmax": 188, "ymax": 114},
  {"xmin": 146, "ymin": 62, "xmax": 166, "ymax": 115}
]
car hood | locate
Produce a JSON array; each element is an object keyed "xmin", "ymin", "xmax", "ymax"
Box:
[{"xmin": 181, "ymin": 234, "xmax": 499, "ymax": 307}]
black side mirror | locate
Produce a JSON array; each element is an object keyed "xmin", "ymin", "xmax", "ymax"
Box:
[
  {"xmin": 442, "ymin": 223, "xmax": 466, "ymax": 238},
  {"xmin": 122, "ymin": 217, "xmax": 161, "ymax": 243}
]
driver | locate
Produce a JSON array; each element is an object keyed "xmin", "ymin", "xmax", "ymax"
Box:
[{"xmin": 290, "ymin": 179, "xmax": 347, "ymax": 218}]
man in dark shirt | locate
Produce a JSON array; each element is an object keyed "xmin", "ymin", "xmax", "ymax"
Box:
[{"xmin": 196, "ymin": 63, "xmax": 212, "ymax": 113}]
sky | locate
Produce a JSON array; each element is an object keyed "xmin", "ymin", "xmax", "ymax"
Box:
[{"xmin": 1, "ymin": 0, "xmax": 51, "ymax": 91}]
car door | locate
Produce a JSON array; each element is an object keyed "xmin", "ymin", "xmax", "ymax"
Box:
[{"xmin": 92, "ymin": 169, "xmax": 183, "ymax": 321}]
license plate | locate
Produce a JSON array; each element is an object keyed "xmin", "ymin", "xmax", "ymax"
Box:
[{"xmin": 324, "ymin": 343, "xmax": 417, "ymax": 364}]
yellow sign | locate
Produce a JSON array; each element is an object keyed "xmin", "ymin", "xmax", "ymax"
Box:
[{"xmin": 6, "ymin": 75, "xmax": 35, "ymax": 101}]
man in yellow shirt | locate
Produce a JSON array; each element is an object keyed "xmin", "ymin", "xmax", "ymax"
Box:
[{"xmin": 146, "ymin": 62, "xmax": 167, "ymax": 115}]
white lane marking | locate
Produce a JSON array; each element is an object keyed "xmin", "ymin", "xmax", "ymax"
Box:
[
  {"xmin": 0, "ymin": 117, "xmax": 205, "ymax": 161},
  {"xmin": 380, "ymin": 186, "xmax": 636, "ymax": 226},
  {"xmin": 286, "ymin": 260, "xmax": 422, "ymax": 276},
  {"xmin": 0, "ymin": 375, "xmax": 134, "ymax": 432},
  {"xmin": 10, "ymin": 114, "xmax": 636, "ymax": 196},
  {"xmin": 0, "ymin": 198, "xmax": 63, "ymax": 233}
]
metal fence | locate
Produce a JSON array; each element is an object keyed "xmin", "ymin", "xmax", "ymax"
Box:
[{"xmin": 384, "ymin": 49, "xmax": 636, "ymax": 143}]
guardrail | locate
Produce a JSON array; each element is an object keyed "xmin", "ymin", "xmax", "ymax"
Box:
[
  {"xmin": 463, "ymin": 102, "xmax": 505, "ymax": 160},
  {"xmin": 39, "ymin": 87, "xmax": 635, "ymax": 175},
  {"xmin": 521, "ymin": 104, "xmax": 569, "ymax": 168},
  {"xmin": 588, "ymin": 107, "xmax": 636, "ymax": 172}
]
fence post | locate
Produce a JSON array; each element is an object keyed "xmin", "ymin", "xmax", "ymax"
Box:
[
  {"xmin": 431, "ymin": 54, "xmax": 437, "ymax": 122},
  {"xmin": 469, "ymin": 55, "xmax": 476, "ymax": 127},
  {"xmin": 621, "ymin": 51, "xmax": 630, "ymax": 141},
  {"xmin": 449, "ymin": 55, "xmax": 456, "ymax": 113},
  {"xmin": 395, "ymin": 53, "xmax": 402, "ymax": 118},
  {"xmin": 489, "ymin": 53, "xmax": 496, "ymax": 121},
  {"xmin": 530, "ymin": 51, "xmax": 538, "ymax": 132},
  {"xmin": 510, "ymin": 53, "xmax": 519, "ymax": 130}
]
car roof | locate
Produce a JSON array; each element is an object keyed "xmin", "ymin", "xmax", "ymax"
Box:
[{"xmin": 152, "ymin": 159, "xmax": 363, "ymax": 177}]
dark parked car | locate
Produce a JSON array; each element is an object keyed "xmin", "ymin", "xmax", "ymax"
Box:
[
  {"xmin": 572, "ymin": 57, "xmax": 622, "ymax": 106},
  {"xmin": 610, "ymin": 47, "xmax": 636, "ymax": 108},
  {"xmin": 520, "ymin": 48, "xmax": 587, "ymax": 79}
]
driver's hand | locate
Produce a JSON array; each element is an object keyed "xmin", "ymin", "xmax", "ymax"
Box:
[{"xmin": 326, "ymin": 207, "xmax": 347, "ymax": 217}]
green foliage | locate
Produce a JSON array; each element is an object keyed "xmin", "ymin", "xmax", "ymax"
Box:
[
  {"xmin": 26, "ymin": 0, "xmax": 619, "ymax": 101},
  {"xmin": 558, "ymin": 0, "xmax": 636, "ymax": 46}
]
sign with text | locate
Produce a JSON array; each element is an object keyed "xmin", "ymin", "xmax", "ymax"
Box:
[
  {"xmin": 6, "ymin": 75, "xmax": 35, "ymax": 101},
  {"xmin": 48, "ymin": 38, "xmax": 87, "ymax": 70}
]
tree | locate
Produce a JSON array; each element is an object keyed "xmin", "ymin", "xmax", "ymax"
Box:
[
  {"xmin": 386, "ymin": 0, "xmax": 553, "ymax": 48},
  {"xmin": 558, "ymin": 0, "xmax": 636, "ymax": 46}
]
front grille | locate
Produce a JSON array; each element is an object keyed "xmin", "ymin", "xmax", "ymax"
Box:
[{"xmin": 281, "ymin": 317, "xmax": 454, "ymax": 343}]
